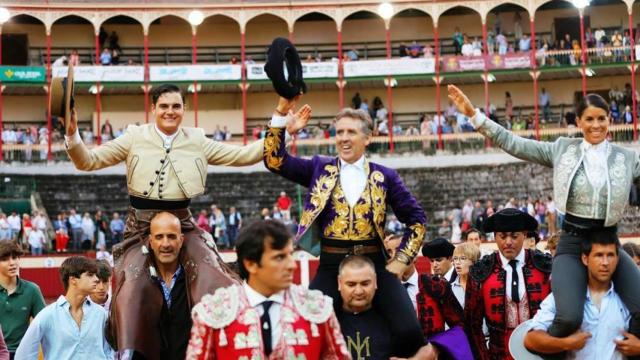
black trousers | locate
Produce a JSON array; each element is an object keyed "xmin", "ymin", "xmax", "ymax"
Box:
[
  {"xmin": 310, "ymin": 243, "xmax": 425, "ymax": 357},
  {"xmin": 549, "ymin": 216, "xmax": 640, "ymax": 337}
]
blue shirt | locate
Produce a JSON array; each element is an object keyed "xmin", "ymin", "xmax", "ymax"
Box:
[
  {"xmin": 529, "ymin": 285, "xmax": 630, "ymax": 360},
  {"xmin": 157, "ymin": 265, "xmax": 183, "ymax": 309},
  {"xmin": 109, "ymin": 219, "xmax": 125, "ymax": 233},
  {"xmin": 68, "ymin": 214, "xmax": 82, "ymax": 229},
  {"xmin": 14, "ymin": 296, "xmax": 113, "ymax": 360}
]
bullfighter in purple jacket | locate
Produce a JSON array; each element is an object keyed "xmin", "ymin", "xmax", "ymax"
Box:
[{"xmin": 263, "ymin": 98, "xmax": 427, "ymax": 357}]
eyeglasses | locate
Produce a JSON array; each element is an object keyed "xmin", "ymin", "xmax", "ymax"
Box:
[{"xmin": 452, "ymin": 256, "xmax": 469, "ymax": 263}]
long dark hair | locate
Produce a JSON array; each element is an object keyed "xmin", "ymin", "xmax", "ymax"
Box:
[{"xmin": 577, "ymin": 93, "xmax": 610, "ymax": 118}]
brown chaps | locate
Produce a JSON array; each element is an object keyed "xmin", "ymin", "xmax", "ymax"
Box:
[{"xmin": 107, "ymin": 207, "xmax": 238, "ymax": 359}]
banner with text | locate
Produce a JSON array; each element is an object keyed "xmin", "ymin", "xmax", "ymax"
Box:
[
  {"xmin": 0, "ymin": 66, "xmax": 46, "ymax": 83},
  {"xmin": 343, "ymin": 58, "xmax": 436, "ymax": 77},
  {"xmin": 247, "ymin": 62, "xmax": 339, "ymax": 80},
  {"xmin": 52, "ymin": 66, "xmax": 145, "ymax": 82},
  {"xmin": 150, "ymin": 65, "xmax": 241, "ymax": 82},
  {"xmin": 442, "ymin": 53, "xmax": 532, "ymax": 72}
]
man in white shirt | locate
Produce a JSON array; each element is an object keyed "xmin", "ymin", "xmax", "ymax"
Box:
[
  {"xmin": 6, "ymin": 213, "xmax": 21, "ymax": 242},
  {"xmin": 524, "ymin": 229, "xmax": 640, "ymax": 359},
  {"xmin": 27, "ymin": 229, "xmax": 46, "ymax": 256}
]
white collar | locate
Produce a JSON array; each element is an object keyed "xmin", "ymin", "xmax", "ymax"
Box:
[
  {"xmin": 444, "ymin": 266, "xmax": 455, "ymax": 280},
  {"xmin": 580, "ymin": 139, "xmax": 608, "ymax": 154},
  {"xmin": 154, "ymin": 124, "xmax": 179, "ymax": 142},
  {"xmin": 499, "ymin": 248, "xmax": 526, "ymax": 267},
  {"xmin": 243, "ymin": 281, "xmax": 285, "ymax": 307},
  {"xmin": 404, "ymin": 270, "xmax": 419, "ymax": 287},
  {"xmin": 339, "ymin": 155, "xmax": 366, "ymax": 171}
]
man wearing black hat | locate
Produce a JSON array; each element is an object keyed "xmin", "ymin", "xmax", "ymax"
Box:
[
  {"xmin": 422, "ymin": 237, "xmax": 457, "ymax": 283},
  {"xmin": 464, "ymin": 208, "xmax": 552, "ymax": 360}
]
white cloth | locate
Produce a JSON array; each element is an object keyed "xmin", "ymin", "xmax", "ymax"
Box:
[
  {"xmin": 7, "ymin": 215, "xmax": 21, "ymax": 231},
  {"xmin": 339, "ymin": 156, "xmax": 367, "ymax": 208},
  {"xmin": 154, "ymin": 124, "xmax": 179, "ymax": 150},
  {"xmin": 402, "ymin": 271, "xmax": 419, "ymax": 312},
  {"xmin": 499, "ymin": 249, "xmax": 526, "ymax": 301},
  {"xmin": 451, "ymin": 276, "xmax": 465, "ymax": 308},
  {"xmin": 580, "ymin": 139, "xmax": 609, "ymax": 191},
  {"xmin": 28, "ymin": 230, "xmax": 46, "ymax": 249},
  {"xmin": 243, "ymin": 282, "xmax": 285, "ymax": 349},
  {"xmin": 443, "ymin": 267, "xmax": 456, "ymax": 283},
  {"xmin": 96, "ymin": 251, "xmax": 114, "ymax": 267},
  {"xmin": 529, "ymin": 285, "xmax": 630, "ymax": 360}
]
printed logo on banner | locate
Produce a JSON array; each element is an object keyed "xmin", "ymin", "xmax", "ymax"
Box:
[{"xmin": 0, "ymin": 66, "xmax": 46, "ymax": 82}]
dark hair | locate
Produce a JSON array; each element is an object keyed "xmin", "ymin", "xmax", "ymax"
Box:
[
  {"xmin": 576, "ymin": 93, "xmax": 610, "ymax": 118},
  {"xmin": 338, "ymin": 255, "xmax": 376, "ymax": 276},
  {"xmin": 151, "ymin": 84, "xmax": 185, "ymax": 106},
  {"xmin": 463, "ymin": 228, "xmax": 483, "ymax": 241},
  {"xmin": 235, "ymin": 220, "xmax": 292, "ymax": 280},
  {"xmin": 0, "ymin": 241, "xmax": 23, "ymax": 260},
  {"xmin": 622, "ymin": 242, "xmax": 639, "ymax": 258},
  {"xmin": 60, "ymin": 256, "xmax": 97, "ymax": 292},
  {"xmin": 95, "ymin": 259, "xmax": 112, "ymax": 283},
  {"xmin": 581, "ymin": 228, "xmax": 619, "ymax": 256}
]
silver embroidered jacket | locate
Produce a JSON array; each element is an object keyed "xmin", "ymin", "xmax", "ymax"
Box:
[{"xmin": 473, "ymin": 111, "xmax": 640, "ymax": 226}]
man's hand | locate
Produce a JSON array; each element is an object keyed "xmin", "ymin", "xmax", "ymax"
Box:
[
  {"xmin": 66, "ymin": 109, "xmax": 78, "ymax": 137},
  {"xmin": 615, "ymin": 331, "xmax": 640, "ymax": 356},
  {"xmin": 386, "ymin": 259, "xmax": 408, "ymax": 279},
  {"xmin": 447, "ymin": 85, "xmax": 475, "ymax": 118},
  {"xmin": 275, "ymin": 95, "xmax": 301, "ymax": 116},
  {"xmin": 286, "ymin": 104, "xmax": 312, "ymax": 135},
  {"xmin": 562, "ymin": 331, "xmax": 591, "ymax": 351},
  {"xmin": 390, "ymin": 343, "xmax": 439, "ymax": 360}
]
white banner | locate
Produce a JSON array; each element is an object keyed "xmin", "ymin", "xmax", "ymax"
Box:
[
  {"xmin": 52, "ymin": 66, "xmax": 145, "ymax": 82},
  {"xmin": 150, "ymin": 65, "xmax": 242, "ymax": 82},
  {"xmin": 344, "ymin": 58, "xmax": 436, "ymax": 77},
  {"xmin": 247, "ymin": 62, "xmax": 339, "ymax": 80}
]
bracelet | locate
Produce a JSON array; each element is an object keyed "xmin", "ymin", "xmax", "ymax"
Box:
[{"xmin": 274, "ymin": 108, "xmax": 288, "ymax": 116}]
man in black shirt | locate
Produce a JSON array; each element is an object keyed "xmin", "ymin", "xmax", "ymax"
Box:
[{"xmin": 336, "ymin": 255, "xmax": 391, "ymax": 360}]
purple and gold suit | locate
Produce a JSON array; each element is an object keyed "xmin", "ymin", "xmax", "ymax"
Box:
[{"xmin": 263, "ymin": 126, "xmax": 427, "ymax": 357}]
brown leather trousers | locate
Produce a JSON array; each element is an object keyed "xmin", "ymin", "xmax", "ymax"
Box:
[{"xmin": 107, "ymin": 207, "xmax": 238, "ymax": 359}]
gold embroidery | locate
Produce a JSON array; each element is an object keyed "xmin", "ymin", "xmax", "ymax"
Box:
[
  {"xmin": 264, "ymin": 127, "xmax": 284, "ymax": 171},
  {"xmin": 369, "ymin": 171, "xmax": 387, "ymax": 241},
  {"xmin": 323, "ymin": 182, "xmax": 375, "ymax": 240},
  {"xmin": 299, "ymin": 165, "xmax": 339, "ymax": 231},
  {"xmin": 400, "ymin": 223, "xmax": 427, "ymax": 259}
]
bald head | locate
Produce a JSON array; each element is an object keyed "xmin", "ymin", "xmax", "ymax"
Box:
[{"xmin": 149, "ymin": 212, "xmax": 184, "ymax": 268}]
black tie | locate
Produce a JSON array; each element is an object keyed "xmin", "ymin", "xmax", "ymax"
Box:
[
  {"xmin": 403, "ymin": 282, "xmax": 411, "ymax": 290},
  {"xmin": 261, "ymin": 301, "xmax": 273, "ymax": 355},
  {"xmin": 509, "ymin": 260, "xmax": 520, "ymax": 303}
]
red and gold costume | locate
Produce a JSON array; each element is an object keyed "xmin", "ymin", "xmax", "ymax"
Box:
[
  {"xmin": 416, "ymin": 274, "xmax": 464, "ymax": 338},
  {"xmin": 464, "ymin": 250, "xmax": 552, "ymax": 360},
  {"xmin": 186, "ymin": 284, "xmax": 351, "ymax": 360}
]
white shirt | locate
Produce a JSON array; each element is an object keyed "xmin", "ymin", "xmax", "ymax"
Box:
[
  {"xmin": 402, "ymin": 271, "xmax": 419, "ymax": 312},
  {"xmin": 443, "ymin": 266, "xmax": 456, "ymax": 283},
  {"xmin": 499, "ymin": 249, "xmax": 526, "ymax": 301},
  {"xmin": 580, "ymin": 139, "xmax": 609, "ymax": 191},
  {"xmin": 28, "ymin": 229, "xmax": 46, "ymax": 248},
  {"xmin": 154, "ymin": 124, "xmax": 179, "ymax": 150},
  {"xmin": 96, "ymin": 251, "xmax": 114, "ymax": 267},
  {"xmin": 530, "ymin": 285, "xmax": 630, "ymax": 360},
  {"xmin": 339, "ymin": 156, "xmax": 367, "ymax": 207},
  {"xmin": 243, "ymin": 282, "xmax": 285, "ymax": 349},
  {"xmin": 451, "ymin": 276, "xmax": 465, "ymax": 308},
  {"xmin": 7, "ymin": 215, "xmax": 21, "ymax": 230}
]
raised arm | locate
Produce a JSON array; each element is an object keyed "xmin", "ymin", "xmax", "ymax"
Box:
[
  {"xmin": 65, "ymin": 110, "xmax": 132, "ymax": 171},
  {"xmin": 448, "ymin": 85, "xmax": 555, "ymax": 168},
  {"xmin": 204, "ymin": 137, "xmax": 263, "ymax": 167},
  {"xmin": 263, "ymin": 98, "xmax": 316, "ymax": 187}
]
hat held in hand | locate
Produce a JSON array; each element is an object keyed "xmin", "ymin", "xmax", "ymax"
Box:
[
  {"xmin": 264, "ymin": 37, "xmax": 307, "ymax": 99},
  {"xmin": 49, "ymin": 63, "xmax": 75, "ymax": 130}
]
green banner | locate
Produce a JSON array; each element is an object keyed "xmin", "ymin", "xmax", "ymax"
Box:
[{"xmin": 0, "ymin": 66, "xmax": 46, "ymax": 83}]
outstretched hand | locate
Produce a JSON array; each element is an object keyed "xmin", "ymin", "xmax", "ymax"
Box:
[
  {"xmin": 447, "ymin": 85, "xmax": 475, "ymax": 118},
  {"xmin": 286, "ymin": 104, "xmax": 312, "ymax": 135},
  {"xmin": 615, "ymin": 331, "xmax": 640, "ymax": 356}
]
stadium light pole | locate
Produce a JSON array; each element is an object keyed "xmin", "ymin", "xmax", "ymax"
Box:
[
  {"xmin": 0, "ymin": 7, "xmax": 9, "ymax": 162},
  {"xmin": 530, "ymin": 18, "xmax": 540, "ymax": 141},
  {"xmin": 572, "ymin": 0, "xmax": 589, "ymax": 97},
  {"xmin": 379, "ymin": 2, "xmax": 394, "ymax": 153},
  {"xmin": 189, "ymin": 10, "xmax": 204, "ymax": 128}
]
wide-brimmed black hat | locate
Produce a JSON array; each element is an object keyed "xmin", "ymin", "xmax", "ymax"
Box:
[
  {"xmin": 421, "ymin": 237, "xmax": 455, "ymax": 259},
  {"xmin": 264, "ymin": 37, "xmax": 307, "ymax": 99},
  {"xmin": 50, "ymin": 63, "xmax": 75, "ymax": 130},
  {"xmin": 483, "ymin": 208, "xmax": 538, "ymax": 233}
]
